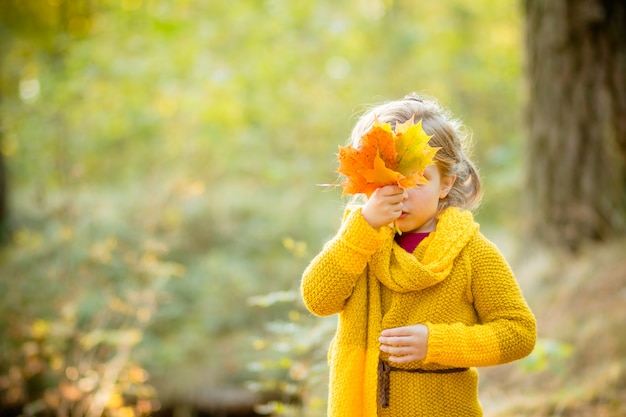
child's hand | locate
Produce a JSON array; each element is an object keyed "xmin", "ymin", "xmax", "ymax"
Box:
[
  {"xmin": 361, "ymin": 186, "xmax": 408, "ymax": 230},
  {"xmin": 379, "ymin": 324, "xmax": 429, "ymax": 363}
]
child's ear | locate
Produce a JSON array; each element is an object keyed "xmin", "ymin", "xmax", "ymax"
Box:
[{"xmin": 439, "ymin": 175, "xmax": 456, "ymax": 199}]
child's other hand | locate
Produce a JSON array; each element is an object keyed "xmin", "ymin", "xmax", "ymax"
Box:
[
  {"xmin": 361, "ymin": 186, "xmax": 407, "ymax": 230},
  {"xmin": 379, "ymin": 324, "xmax": 429, "ymax": 363}
]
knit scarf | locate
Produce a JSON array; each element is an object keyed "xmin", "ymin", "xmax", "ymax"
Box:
[{"xmin": 328, "ymin": 207, "xmax": 479, "ymax": 417}]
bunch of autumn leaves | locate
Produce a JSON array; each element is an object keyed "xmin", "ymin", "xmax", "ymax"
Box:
[{"xmin": 337, "ymin": 116, "xmax": 440, "ymax": 197}]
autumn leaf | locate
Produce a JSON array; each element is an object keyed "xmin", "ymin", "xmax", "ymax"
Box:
[
  {"xmin": 394, "ymin": 116, "xmax": 441, "ymax": 188},
  {"xmin": 362, "ymin": 150, "xmax": 401, "ymax": 185},
  {"xmin": 336, "ymin": 117, "xmax": 439, "ymax": 196},
  {"xmin": 361, "ymin": 120, "xmax": 398, "ymax": 171}
]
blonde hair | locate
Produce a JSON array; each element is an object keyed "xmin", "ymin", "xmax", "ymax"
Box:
[{"xmin": 349, "ymin": 93, "xmax": 482, "ymax": 213}]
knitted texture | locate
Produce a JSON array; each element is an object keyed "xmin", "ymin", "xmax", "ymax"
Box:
[{"xmin": 301, "ymin": 207, "xmax": 536, "ymax": 417}]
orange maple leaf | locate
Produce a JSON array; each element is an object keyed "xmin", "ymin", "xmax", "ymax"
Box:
[{"xmin": 336, "ymin": 116, "xmax": 439, "ymax": 197}]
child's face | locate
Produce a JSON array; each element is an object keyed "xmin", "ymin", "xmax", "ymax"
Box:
[{"xmin": 395, "ymin": 164, "xmax": 455, "ymax": 233}]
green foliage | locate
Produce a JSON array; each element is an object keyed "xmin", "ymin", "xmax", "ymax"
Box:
[
  {"xmin": 518, "ymin": 338, "xmax": 573, "ymax": 375},
  {"xmin": 0, "ymin": 190, "xmax": 179, "ymax": 415},
  {"xmin": 246, "ymin": 289, "xmax": 334, "ymax": 417},
  {"xmin": 0, "ymin": 0, "xmax": 527, "ymax": 415}
]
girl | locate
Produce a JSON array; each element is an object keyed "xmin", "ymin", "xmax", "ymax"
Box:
[{"xmin": 301, "ymin": 93, "xmax": 536, "ymax": 416}]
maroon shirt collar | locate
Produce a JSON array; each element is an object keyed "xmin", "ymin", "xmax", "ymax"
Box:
[{"xmin": 394, "ymin": 232, "xmax": 430, "ymax": 253}]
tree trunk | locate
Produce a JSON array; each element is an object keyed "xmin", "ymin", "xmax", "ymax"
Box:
[
  {"xmin": 0, "ymin": 134, "xmax": 6, "ymax": 243},
  {"xmin": 0, "ymin": 53, "xmax": 7, "ymax": 244},
  {"xmin": 524, "ymin": 0, "xmax": 626, "ymax": 251}
]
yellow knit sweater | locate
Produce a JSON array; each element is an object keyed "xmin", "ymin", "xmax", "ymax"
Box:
[{"xmin": 301, "ymin": 207, "xmax": 536, "ymax": 417}]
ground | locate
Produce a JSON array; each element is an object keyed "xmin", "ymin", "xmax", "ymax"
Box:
[{"xmin": 479, "ymin": 237, "xmax": 626, "ymax": 417}]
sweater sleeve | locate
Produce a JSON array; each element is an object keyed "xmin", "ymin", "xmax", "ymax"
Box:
[
  {"xmin": 424, "ymin": 235, "xmax": 536, "ymax": 367},
  {"xmin": 301, "ymin": 209, "xmax": 386, "ymax": 316}
]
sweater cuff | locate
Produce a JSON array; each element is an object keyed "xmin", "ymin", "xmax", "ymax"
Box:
[
  {"xmin": 423, "ymin": 322, "xmax": 445, "ymax": 364},
  {"xmin": 338, "ymin": 208, "xmax": 387, "ymax": 256}
]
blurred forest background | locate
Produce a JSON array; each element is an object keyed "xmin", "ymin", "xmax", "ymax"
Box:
[{"xmin": 0, "ymin": 1, "xmax": 625, "ymax": 417}]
